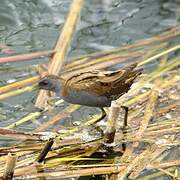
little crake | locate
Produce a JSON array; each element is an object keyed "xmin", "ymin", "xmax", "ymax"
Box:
[{"xmin": 38, "ymin": 63, "xmax": 142, "ymax": 107}]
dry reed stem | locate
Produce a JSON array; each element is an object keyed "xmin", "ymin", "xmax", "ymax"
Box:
[
  {"xmin": 128, "ymin": 145, "xmax": 167, "ymax": 179},
  {"xmin": 0, "ymin": 84, "xmax": 38, "ymax": 100},
  {"xmin": 128, "ymin": 100, "xmax": 179, "ymax": 126},
  {"xmin": 0, "ymin": 154, "xmax": 179, "ymax": 179},
  {"xmin": 5, "ymin": 112, "xmax": 42, "ymax": 129},
  {"xmin": 146, "ymin": 118, "xmax": 180, "ymax": 131},
  {"xmin": 134, "ymin": 87, "xmax": 159, "ymax": 144},
  {"xmin": 0, "ymin": 138, "xmax": 82, "ymax": 155},
  {"xmin": 118, "ymin": 145, "xmax": 155, "ymax": 179},
  {"xmin": 15, "ymin": 166, "xmax": 124, "ymax": 179},
  {"xmin": 0, "ymin": 76, "xmax": 40, "ymax": 95},
  {"xmin": 0, "ymin": 50, "xmax": 54, "ymax": 64},
  {"xmin": 122, "ymin": 73, "xmax": 180, "ymax": 107},
  {"xmin": 120, "ymin": 26, "xmax": 180, "ymax": 51},
  {"xmin": 138, "ymin": 44, "xmax": 180, "ymax": 66},
  {"xmin": 144, "ymin": 126, "xmax": 180, "ymax": 137},
  {"xmin": 149, "ymin": 160, "xmax": 180, "ymax": 169},
  {"xmin": 36, "ymin": 0, "xmax": 84, "ymax": 108},
  {"xmin": 0, "ymin": 44, "xmax": 14, "ymax": 54},
  {"xmin": 155, "ymin": 101, "xmax": 180, "ymax": 117},
  {"xmin": 4, "ymin": 99, "xmax": 63, "ymax": 129},
  {"xmin": 3, "ymin": 153, "xmax": 17, "ymax": 180},
  {"xmin": 0, "ymin": 128, "xmax": 41, "ymax": 140},
  {"xmin": 47, "ymin": 159, "xmax": 180, "ymax": 170},
  {"xmin": 119, "ymin": 118, "xmax": 180, "ymax": 137},
  {"xmin": 1, "ymin": 164, "xmax": 39, "ymax": 179},
  {"xmin": 115, "ymin": 120, "xmax": 180, "ymax": 143},
  {"xmin": 157, "ymin": 168, "xmax": 177, "ymax": 179},
  {"xmin": 0, "ymin": 144, "xmax": 44, "ymax": 154},
  {"xmin": 137, "ymin": 166, "xmax": 177, "ymax": 180}
]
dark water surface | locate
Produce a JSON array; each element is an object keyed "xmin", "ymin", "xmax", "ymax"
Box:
[{"xmin": 0, "ymin": 0, "xmax": 179, "ymax": 178}]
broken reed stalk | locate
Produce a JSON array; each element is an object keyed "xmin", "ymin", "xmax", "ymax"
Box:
[
  {"xmin": 37, "ymin": 139, "xmax": 54, "ymax": 163},
  {"xmin": 3, "ymin": 153, "xmax": 17, "ymax": 180},
  {"xmin": 104, "ymin": 101, "xmax": 121, "ymax": 144},
  {"xmin": 35, "ymin": 0, "xmax": 84, "ymax": 109}
]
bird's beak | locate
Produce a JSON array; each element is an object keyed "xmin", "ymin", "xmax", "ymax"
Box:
[{"xmin": 31, "ymin": 84, "xmax": 40, "ymax": 91}]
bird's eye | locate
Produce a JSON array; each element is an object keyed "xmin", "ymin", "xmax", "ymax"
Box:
[{"xmin": 39, "ymin": 80, "xmax": 49, "ymax": 86}]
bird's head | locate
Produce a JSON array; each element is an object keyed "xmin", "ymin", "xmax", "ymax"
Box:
[{"xmin": 38, "ymin": 75, "xmax": 61, "ymax": 94}]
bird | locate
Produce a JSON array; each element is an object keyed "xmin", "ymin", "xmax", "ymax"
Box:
[{"xmin": 38, "ymin": 63, "xmax": 142, "ymax": 108}]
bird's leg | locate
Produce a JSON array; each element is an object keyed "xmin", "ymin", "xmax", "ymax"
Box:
[
  {"xmin": 97, "ymin": 107, "xmax": 107, "ymax": 123},
  {"xmin": 121, "ymin": 106, "xmax": 128, "ymax": 128},
  {"xmin": 121, "ymin": 106, "xmax": 129, "ymax": 151},
  {"xmin": 92, "ymin": 107, "xmax": 107, "ymax": 135}
]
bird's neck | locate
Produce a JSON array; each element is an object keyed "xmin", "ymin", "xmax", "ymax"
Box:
[{"xmin": 54, "ymin": 80, "xmax": 61, "ymax": 96}]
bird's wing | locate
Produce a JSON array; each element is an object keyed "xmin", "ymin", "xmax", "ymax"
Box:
[{"xmin": 62, "ymin": 63, "xmax": 142, "ymax": 99}]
